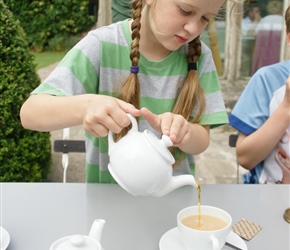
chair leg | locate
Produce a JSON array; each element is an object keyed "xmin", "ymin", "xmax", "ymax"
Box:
[
  {"xmin": 62, "ymin": 128, "xmax": 70, "ymax": 183},
  {"xmin": 62, "ymin": 153, "xmax": 68, "ymax": 183}
]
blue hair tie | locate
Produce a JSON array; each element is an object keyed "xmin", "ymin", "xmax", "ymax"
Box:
[{"xmin": 130, "ymin": 66, "xmax": 139, "ymax": 74}]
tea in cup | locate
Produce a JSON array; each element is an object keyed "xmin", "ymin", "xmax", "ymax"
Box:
[{"xmin": 177, "ymin": 205, "xmax": 232, "ymax": 250}]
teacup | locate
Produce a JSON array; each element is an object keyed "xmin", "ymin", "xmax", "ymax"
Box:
[{"xmin": 177, "ymin": 205, "xmax": 232, "ymax": 250}]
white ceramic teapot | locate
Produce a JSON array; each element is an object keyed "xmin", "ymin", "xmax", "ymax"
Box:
[
  {"xmin": 108, "ymin": 114, "xmax": 197, "ymax": 197},
  {"xmin": 50, "ymin": 219, "xmax": 105, "ymax": 250}
]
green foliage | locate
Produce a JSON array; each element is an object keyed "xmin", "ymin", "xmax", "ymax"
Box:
[
  {"xmin": 47, "ymin": 35, "xmax": 80, "ymax": 52},
  {"xmin": 0, "ymin": 0, "xmax": 51, "ymax": 181},
  {"xmin": 32, "ymin": 51, "xmax": 66, "ymax": 70},
  {"xmin": 4, "ymin": 0, "xmax": 95, "ymax": 51}
]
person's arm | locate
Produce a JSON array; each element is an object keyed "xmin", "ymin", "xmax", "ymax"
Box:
[
  {"xmin": 20, "ymin": 94, "xmax": 141, "ymax": 137},
  {"xmin": 236, "ymin": 77, "xmax": 290, "ymax": 170},
  {"xmin": 140, "ymin": 107, "xmax": 210, "ymax": 155},
  {"xmin": 177, "ymin": 123, "xmax": 210, "ymax": 155},
  {"xmin": 246, "ymin": 12, "xmax": 261, "ymax": 37},
  {"xmin": 246, "ymin": 21, "xmax": 260, "ymax": 37}
]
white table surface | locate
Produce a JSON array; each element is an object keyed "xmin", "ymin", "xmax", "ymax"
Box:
[{"xmin": 0, "ymin": 183, "xmax": 289, "ymax": 250}]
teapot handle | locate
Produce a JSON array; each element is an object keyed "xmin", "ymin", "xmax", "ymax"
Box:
[
  {"xmin": 108, "ymin": 114, "xmax": 138, "ymax": 155},
  {"xmin": 126, "ymin": 113, "xmax": 138, "ymax": 132}
]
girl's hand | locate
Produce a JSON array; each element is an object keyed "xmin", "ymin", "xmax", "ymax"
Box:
[
  {"xmin": 140, "ymin": 107, "xmax": 192, "ymax": 147},
  {"xmin": 83, "ymin": 95, "xmax": 141, "ymax": 138}
]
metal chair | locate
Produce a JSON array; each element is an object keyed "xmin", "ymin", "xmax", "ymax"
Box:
[
  {"xmin": 53, "ymin": 128, "xmax": 86, "ymax": 183},
  {"xmin": 229, "ymin": 134, "xmax": 239, "ymax": 183}
]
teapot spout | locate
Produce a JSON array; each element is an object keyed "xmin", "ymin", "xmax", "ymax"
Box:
[
  {"xmin": 153, "ymin": 175, "xmax": 197, "ymax": 197},
  {"xmin": 89, "ymin": 219, "xmax": 106, "ymax": 243}
]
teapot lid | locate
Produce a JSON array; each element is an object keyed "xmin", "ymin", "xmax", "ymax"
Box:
[
  {"xmin": 144, "ymin": 130, "xmax": 175, "ymax": 163},
  {"xmin": 50, "ymin": 235, "xmax": 102, "ymax": 250}
]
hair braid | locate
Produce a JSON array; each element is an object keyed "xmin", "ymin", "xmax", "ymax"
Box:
[
  {"xmin": 115, "ymin": 0, "xmax": 142, "ymax": 142},
  {"xmin": 130, "ymin": 0, "xmax": 142, "ymax": 67},
  {"xmin": 173, "ymin": 36, "xmax": 205, "ymax": 123},
  {"xmin": 171, "ymin": 36, "xmax": 206, "ymax": 167}
]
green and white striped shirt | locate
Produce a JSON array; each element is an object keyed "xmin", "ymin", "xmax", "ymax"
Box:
[{"xmin": 32, "ymin": 20, "xmax": 228, "ymax": 183}]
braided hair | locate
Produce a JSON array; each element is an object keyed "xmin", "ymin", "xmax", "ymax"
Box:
[
  {"xmin": 171, "ymin": 37, "xmax": 206, "ymax": 166},
  {"xmin": 115, "ymin": 0, "xmax": 142, "ymax": 142}
]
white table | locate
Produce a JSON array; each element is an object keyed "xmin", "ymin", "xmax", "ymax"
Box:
[{"xmin": 1, "ymin": 183, "xmax": 289, "ymax": 250}]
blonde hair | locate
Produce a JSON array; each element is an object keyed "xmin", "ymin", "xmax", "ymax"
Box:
[
  {"xmin": 285, "ymin": 4, "xmax": 290, "ymax": 32},
  {"xmin": 116, "ymin": 0, "xmax": 206, "ymax": 167}
]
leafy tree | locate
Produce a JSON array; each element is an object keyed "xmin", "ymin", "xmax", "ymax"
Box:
[{"xmin": 4, "ymin": 0, "xmax": 96, "ymax": 51}]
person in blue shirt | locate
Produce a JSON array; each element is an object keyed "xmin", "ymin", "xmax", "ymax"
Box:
[{"xmin": 229, "ymin": 4, "xmax": 290, "ymax": 184}]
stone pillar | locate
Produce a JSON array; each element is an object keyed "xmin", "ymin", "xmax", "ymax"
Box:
[
  {"xmin": 97, "ymin": 1, "xmax": 112, "ymax": 28},
  {"xmin": 208, "ymin": 19, "xmax": 223, "ymax": 76},
  {"xmin": 224, "ymin": 1, "xmax": 243, "ymax": 82}
]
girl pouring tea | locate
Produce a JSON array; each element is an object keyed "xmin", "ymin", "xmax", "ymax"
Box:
[{"xmin": 20, "ymin": 0, "xmax": 228, "ymax": 183}]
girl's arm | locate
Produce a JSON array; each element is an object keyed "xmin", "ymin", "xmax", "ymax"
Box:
[
  {"xmin": 20, "ymin": 94, "xmax": 141, "ymax": 137},
  {"xmin": 176, "ymin": 123, "xmax": 210, "ymax": 155}
]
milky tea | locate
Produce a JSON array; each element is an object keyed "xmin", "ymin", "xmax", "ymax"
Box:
[
  {"xmin": 181, "ymin": 214, "xmax": 227, "ymax": 231},
  {"xmin": 181, "ymin": 183, "xmax": 227, "ymax": 231}
]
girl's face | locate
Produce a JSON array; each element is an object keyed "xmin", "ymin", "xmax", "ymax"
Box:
[{"xmin": 144, "ymin": 0, "xmax": 225, "ymax": 52}]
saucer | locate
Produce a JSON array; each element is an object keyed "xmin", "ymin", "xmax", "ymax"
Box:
[
  {"xmin": 159, "ymin": 227, "xmax": 247, "ymax": 250},
  {"xmin": 0, "ymin": 226, "xmax": 10, "ymax": 250}
]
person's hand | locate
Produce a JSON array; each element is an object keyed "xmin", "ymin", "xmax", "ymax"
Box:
[
  {"xmin": 283, "ymin": 76, "xmax": 290, "ymax": 104},
  {"xmin": 275, "ymin": 131, "xmax": 290, "ymax": 184},
  {"xmin": 253, "ymin": 12, "xmax": 261, "ymax": 22},
  {"xmin": 83, "ymin": 95, "xmax": 141, "ymax": 137},
  {"xmin": 280, "ymin": 77, "xmax": 290, "ymax": 183},
  {"xmin": 281, "ymin": 76, "xmax": 290, "ymax": 118},
  {"xmin": 140, "ymin": 107, "xmax": 192, "ymax": 147}
]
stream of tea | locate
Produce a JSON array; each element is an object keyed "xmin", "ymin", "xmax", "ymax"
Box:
[
  {"xmin": 181, "ymin": 183, "xmax": 227, "ymax": 231},
  {"xmin": 197, "ymin": 182, "xmax": 201, "ymax": 227}
]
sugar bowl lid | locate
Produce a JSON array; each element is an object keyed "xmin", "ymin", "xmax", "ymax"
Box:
[
  {"xmin": 283, "ymin": 208, "xmax": 290, "ymax": 224},
  {"xmin": 50, "ymin": 234, "xmax": 102, "ymax": 250}
]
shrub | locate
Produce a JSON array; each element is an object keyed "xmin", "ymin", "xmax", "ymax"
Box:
[
  {"xmin": 4, "ymin": 0, "xmax": 96, "ymax": 51},
  {"xmin": 0, "ymin": 0, "xmax": 51, "ymax": 181}
]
